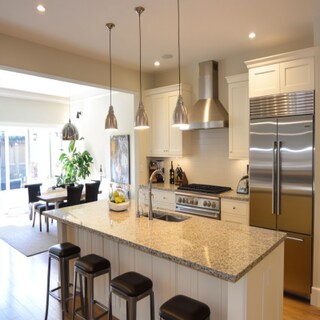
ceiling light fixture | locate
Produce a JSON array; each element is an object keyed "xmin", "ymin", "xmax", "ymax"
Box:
[
  {"xmin": 37, "ymin": 4, "xmax": 46, "ymax": 12},
  {"xmin": 249, "ymin": 32, "xmax": 256, "ymax": 39},
  {"xmin": 105, "ymin": 23, "xmax": 118, "ymax": 131},
  {"xmin": 154, "ymin": 61, "xmax": 160, "ymax": 67},
  {"xmin": 172, "ymin": 0, "xmax": 189, "ymax": 129},
  {"xmin": 134, "ymin": 6, "xmax": 149, "ymax": 130},
  {"xmin": 62, "ymin": 102, "xmax": 79, "ymax": 140}
]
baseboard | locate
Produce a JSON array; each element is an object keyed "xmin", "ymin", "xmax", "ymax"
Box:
[{"xmin": 311, "ymin": 286, "xmax": 320, "ymax": 307}]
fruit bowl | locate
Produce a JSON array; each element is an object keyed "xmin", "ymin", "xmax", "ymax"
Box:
[{"xmin": 109, "ymin": 201, "xmax": 129, "ymax": 212}]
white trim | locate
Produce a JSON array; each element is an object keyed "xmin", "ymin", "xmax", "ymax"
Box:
[
  {"xmin": 144, "ymin": 83, "xmax": 191, "ymax": 96},
  {"xmin": 0, "ymin": 87, "xmax": 69, "ymax": 103},
  {"xmin": 311, "ymin": 286, "xmax": 320, "ymax": 307},
  {"xmin": 245, "ymin": 47, "xmax": 315, "ymax": 69}
]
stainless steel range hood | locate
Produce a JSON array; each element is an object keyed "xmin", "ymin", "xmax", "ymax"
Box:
[{"xmin": 188, "ymin": 60, "xmax": 228, "ymax": 130}]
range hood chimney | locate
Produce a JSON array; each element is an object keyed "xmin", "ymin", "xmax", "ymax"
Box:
[{"xmin": 188, "ymin": 60, "xmax": 228, "ymax": 130}]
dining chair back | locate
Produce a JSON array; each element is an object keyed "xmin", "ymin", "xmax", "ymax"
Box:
[
  {"xmin": 66, "ymin": 184, "xmax": 84, "ymax": 206},
  {"xmin": 25, "ymin": 183, "xmax": 42, "ymax": 220},
  {"xmin": 85, "ymin": 181, "xmax": 100, "ymax": 203}
]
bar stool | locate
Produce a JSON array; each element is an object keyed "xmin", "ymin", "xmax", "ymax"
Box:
[
  {"xmin": 72, "ymin": 254, "xmax": 111, "ymax": 320},
  {"xmin": 109, "ymin": 271, "xmax": 155, "ymax": 320},
  {"xmin": 159, "ymin": 294, "xmax": 211, "ymax": 320},
  {"xmin": 45, "ymin": 242, "xmax": 81, "ymax": 320}
]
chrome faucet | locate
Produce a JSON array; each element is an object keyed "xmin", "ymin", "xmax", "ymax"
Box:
[{"xmin": 148, "ymin": 169, "xmax": 164, "ymax": 220}]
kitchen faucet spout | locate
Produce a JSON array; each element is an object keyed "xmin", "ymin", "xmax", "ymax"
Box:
[{"xmin": 148, "ymin": 169, "xmax": 164, "ymax": 220}]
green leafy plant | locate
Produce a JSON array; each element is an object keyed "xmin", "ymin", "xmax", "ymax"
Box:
[{"xmin": 57, "ymin": 140, "xmax": 93, "ymax": 185}]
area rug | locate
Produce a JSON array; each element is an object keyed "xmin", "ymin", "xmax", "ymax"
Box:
[{"xmin": 0, "ymin": 213, "xmax": 57, "ymax": 257}]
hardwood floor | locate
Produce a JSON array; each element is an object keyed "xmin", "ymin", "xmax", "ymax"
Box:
[{"xmin": 0, "ymin": 238, "xmax": 320, "ymax": 320}]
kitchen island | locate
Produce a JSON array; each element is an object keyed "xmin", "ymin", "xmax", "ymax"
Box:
[{"xmin": 43, "ymin": 199, "xmax": 285, "ymax": 320}]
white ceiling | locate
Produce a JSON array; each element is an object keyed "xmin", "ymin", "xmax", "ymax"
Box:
[{"xmin": 0, "ymin": 0, "xmax": 318, "ymax": 75}]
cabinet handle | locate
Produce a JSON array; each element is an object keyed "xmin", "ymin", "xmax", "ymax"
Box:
[{"xmin": 286, "ymin": 236, "xmax": 304, "ymax": 242}]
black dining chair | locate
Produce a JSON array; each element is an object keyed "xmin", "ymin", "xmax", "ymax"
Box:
[
  {"xmin": 83, "ymin": 181, "xmax": 100, "ymax": 203},
  {"xmin": 59, "ymin": 184, "xmax": 84, "ymax": 208},
  {"xmin": 33, "ymin": 202, "xmax": 55, "ymax": 232},
  {"xmin": 25, "ymin": 183, "xmax": 42, "ymax": 221}
]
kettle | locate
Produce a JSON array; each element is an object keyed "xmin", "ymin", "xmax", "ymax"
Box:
[{"xmin": 237, "ymin": 175, "xmax": 249, "ymax": 194}]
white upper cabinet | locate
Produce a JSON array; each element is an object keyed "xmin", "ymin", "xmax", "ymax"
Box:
[
  {"xmin": 226, "ymin": 73, "xmax": 249, "ymax": 160},
  {"xmin": 145, "ymin": 84, "xmax": 191, "ymax": 157},
  {"xmin": 246, "ymin": 47, "xmax": 315, "ymax": 98}
]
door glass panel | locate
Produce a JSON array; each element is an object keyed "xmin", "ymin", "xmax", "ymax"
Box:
[
  {"xmin": 0, "ymin": 131, "xmax": 6, "ymax": 190},
  {"xmin": 8, "ymin": 133, "xmax": 26, "ymax": 189}
]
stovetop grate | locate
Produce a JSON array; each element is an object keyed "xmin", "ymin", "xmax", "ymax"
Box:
[{"xmin": 177, "ymin": 183, "xmax": 231, "ymax": 194}]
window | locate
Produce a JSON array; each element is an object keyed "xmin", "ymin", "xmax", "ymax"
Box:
[{"xmin": 0, "ymin": 127, "xmax": 62, "ymax": 191}]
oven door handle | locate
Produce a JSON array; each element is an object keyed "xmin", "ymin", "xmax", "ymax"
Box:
[{"xmin": 175, "ymin": 204, "xmax": 220, "ymax": 219}]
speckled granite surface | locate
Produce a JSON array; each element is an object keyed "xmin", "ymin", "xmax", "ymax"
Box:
[
  {"xmin": 43, "ymin": 199, "xmax": 284, "ymax": 283},
  {"xmin": 140, "ymin": 183, "xmax": 249, "ymax": 201}
]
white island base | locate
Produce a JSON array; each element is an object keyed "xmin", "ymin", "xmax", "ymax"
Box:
[{"xmin": 57, "ymin": 222, "xmax": 284, "ymax": 320}]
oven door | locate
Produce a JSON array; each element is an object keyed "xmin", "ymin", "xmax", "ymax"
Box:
[{"xmin": 175, "ymin": 203, "xmax": 220, "ymax": 219}]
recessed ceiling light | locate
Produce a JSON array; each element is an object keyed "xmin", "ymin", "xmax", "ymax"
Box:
[
  {"xmin": 249, "ymin": 32, "xmax": 256, "ymax": 39},
  {"xmin": 37, "ymin": 4, "xmax": 46, "ymax": 12},
  {"xmin": 154, "ymin": 61, "xmax": 160, "ymax": 67}
]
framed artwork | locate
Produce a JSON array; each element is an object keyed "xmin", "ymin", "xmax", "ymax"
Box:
[{"xmin": 110, "ymin": 135, "xmax": 130, "ymax": 184}]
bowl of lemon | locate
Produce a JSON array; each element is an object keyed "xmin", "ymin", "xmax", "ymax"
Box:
[{"xmin": 109, "ymin": 189, "xmax": 129, "ymax": 212}]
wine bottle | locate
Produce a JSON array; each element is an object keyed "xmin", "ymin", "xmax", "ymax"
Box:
[{"xmin": 169, "ymin": 161, "xmax": 175, "ymax": 184}]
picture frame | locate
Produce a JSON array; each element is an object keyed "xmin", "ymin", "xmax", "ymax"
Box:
[{"xmin": 110, "ymin": 135, "xmax": 130, "ymax": 184}]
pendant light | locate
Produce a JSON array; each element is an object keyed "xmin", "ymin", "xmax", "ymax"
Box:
[
  {"xmin": 62, "ymin": 102, "xmax": 79, "ymax": 140},
  {"xmin": 105, "ymin": 23, "xmax": 118, "ymax": 131},
  {"xmin": 172, "ymin": 0, "xmax": 189, "ymax": 129},
  {"xmin": 134, "ymin": 6, "xmax": 149, "ymax": 130}
]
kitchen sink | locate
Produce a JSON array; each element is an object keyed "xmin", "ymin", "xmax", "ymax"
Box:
[{"xmin": 153, "ymin": 211, "xmax": 190, "ymax": 222}]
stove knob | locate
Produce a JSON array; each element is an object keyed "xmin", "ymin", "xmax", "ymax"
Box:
[
  {"xmin": 194, "ymin": 199, "xmax": 198, "ymax": 205},
  {"xmin": 207, "ymin": 201, "xmax": 211, "ymax": 207},
  {"xmin": 212, "ymin": 202, "xmax": 216, "ymax": 208},
  {"xmin": 178, "ymin": 197, "xmax": 182, "ymax": 203},
  {"xmin": 203, "ymin": 201, "xmax": 208, "ymax": 207},
  {"xmin": 182, "ymin": 198, "xmax": 186, "ymax": 203},
  {"xmin": 190, "ymin": 199, "xmax": 194, "ymax": 205}
]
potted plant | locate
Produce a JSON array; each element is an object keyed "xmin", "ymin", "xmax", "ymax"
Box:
[{"xmin": 57, "ymin": 140, "xmax": 93, "ymax": 186}]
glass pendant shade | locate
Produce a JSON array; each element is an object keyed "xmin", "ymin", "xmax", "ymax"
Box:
[
  {"xmin": 135, "ymin": 100, "xmax": 149, "ymax": 129},
  {"xmin": 62, "ymin": 119, "xmax": 79, "ymax": 140},
  {"xmin": 172, "ymin": 95, "xmax": 189, "ymax": 129},
  {"xmin": 105, "ymin": 105, "xmax": 118, "ymax": 130}
]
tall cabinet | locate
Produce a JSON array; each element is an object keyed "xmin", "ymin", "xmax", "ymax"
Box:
[
  {"xmin": 145, "ymin": 84, "xmax": 191, "ymax": 157},
  {"xmin": 226, "ymin": 74, "xmax": 249, "ymax": 159}
]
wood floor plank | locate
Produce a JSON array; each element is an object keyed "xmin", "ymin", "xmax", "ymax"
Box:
[{"xmin": 1, "ymin": 237, "xmax": 320, "ymax": 319}]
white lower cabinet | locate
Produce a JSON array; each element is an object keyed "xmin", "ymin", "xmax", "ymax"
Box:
[
  {"xmin": 221, "ymin": 198, "xmax": 249, "ymax": 225},
  {"xmin": 140, "ymin": 187, "xmax": 175, "ymax": 211}
]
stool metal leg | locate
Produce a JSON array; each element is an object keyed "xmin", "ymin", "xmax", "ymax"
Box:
[
  {"xmin": 128, "ymin": 297, "xmax": 137, "ymax": 320},
  {"xmin": 150, "ymin": 291, "xmax": 155, "ymax": 320},
  {"xmin": 44, "ymin": 255, "xmax": 52, "ymax": 320},
  {"xmin": 87, "ymin": 274, "xmax": 94, "ymax": 320},
  {"xmin": 72, "ymin": 268, "xmax": 78, "ymax": 320}
]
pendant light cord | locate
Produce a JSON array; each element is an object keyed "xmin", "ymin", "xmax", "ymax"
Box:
[
  {"xmin": 177, "ymin": 0, "xmax": 181, "ymax": 96},
  {"xmin": 138, "ymin": 9, "xmax": 142, "ymax": 101},
  {"xmin": 106, "ymin": 23, "xmax": 115, "ymax": 107}
]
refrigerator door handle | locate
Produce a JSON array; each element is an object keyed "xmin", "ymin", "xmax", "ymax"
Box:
[
  {"xmin": 286, "ymin": 236, "xmax": 304, "ymax": 242},
  {"xmin": 277, "ymin": 140, "xmax": 282, "ymax": 215},
  {"xmin": 272, "ymin": 141, "xmax": 277, "ymax": 214}
]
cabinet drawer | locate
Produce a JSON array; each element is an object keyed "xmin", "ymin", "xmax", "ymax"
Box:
[
  {"xmin": 222, "ymin": 212, "xmax": 247, "ymax": 225},
  {"xmin": 221, "ymin": 199, "xmax": 248, "ymax": 214},
  {"xmin": 153, "ymin": 190, "xmax": 175, "ymax": 203}
]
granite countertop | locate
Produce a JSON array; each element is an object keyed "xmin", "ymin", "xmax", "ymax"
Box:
[
  {"xmin": 43, "ymin": 199, "xmax": 284, "ymax": 283},
  {"xmin": 140, "ymin": 183, "xmax": 249, "ymax": 201}
]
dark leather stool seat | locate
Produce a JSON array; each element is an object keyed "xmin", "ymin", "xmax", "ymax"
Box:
[
  {"xmin": 45, "ymin": 242, "xmax": 81, "ymax": 320},
  {"xmin": 110, "ymin": 271, "xmax": 153, "ymax": 296},
  {"xmin": 159, "ymin": 294, "xmax": 211, "ymax": 320},
  {"xmin": 49, "ymin": 242, "xmax": 81, "ymax": 258},
  {"xmin": 109, "ymin": 271, "xmax": 155, "ymax": 320},
  {"xmin": 72, "ymin": 254, "xmax": 111, "ymax": 320}
]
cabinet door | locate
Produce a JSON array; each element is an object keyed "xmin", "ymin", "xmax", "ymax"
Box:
[
  {"xmin": 228, "ymin": 77, "xmax": 249, "ymax": 159},
  {"xmin": 249, "ymin": 64, "xmax": 280, "ymax": 97},
  {"xmin": 280, "ymin": 57, "xmax": 314, "ymax": 93},
  {"xmin": 149, "ymin": 93, "xmax": 169, "ymax": 156}
]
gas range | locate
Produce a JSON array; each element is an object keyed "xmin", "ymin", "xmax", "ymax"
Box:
[{"xmin": 175, "ymin": 184, "xmax": 232, "ymax": 219}]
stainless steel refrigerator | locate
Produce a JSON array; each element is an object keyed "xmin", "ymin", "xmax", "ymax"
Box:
[{"xmin": 249, "ymin": 90, "xmax": 314, "ymax": 299}]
